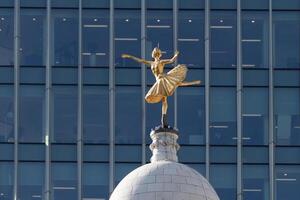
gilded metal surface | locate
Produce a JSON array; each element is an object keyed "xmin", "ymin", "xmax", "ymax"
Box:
[{"xmin": 122, "ymin": 47, "xmax": 201, "ymax": 126}]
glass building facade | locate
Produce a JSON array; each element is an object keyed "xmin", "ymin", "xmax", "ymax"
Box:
[{"xmin": 0, "ymin": 0, "xmax": 300, "ymax": 200}]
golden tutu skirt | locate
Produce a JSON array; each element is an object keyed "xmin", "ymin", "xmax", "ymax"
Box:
[{"xmin": 145, "ymin": 64, "xmax": 187, "ymax": 103}]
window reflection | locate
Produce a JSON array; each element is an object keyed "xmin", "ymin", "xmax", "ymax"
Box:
[
  {"xmin": 243, "ymin": 88, "xmax": 268, "ymax": 145},
  {"xmin": 243, "ymin": 165, "xmax": 269, "ymax": 200},
  {"xmin": 53, "ymin": 9, "xmax": 78, "ymax": 66},
  {"xmin": 82, "ymin": 9, "xmax": 109, "ymax": 67},
  {"xmin": 273, "ymin": 12, "xmax": 300, "ymax": 68},
  {"xmin": 83, "ymin": 86, "xmax": 109, "ymax": 143},
  {"xmin": 0, "ymin": 9, "xmax": 14, "ymax": 65},
  {"xmin": 19, "ymin": 162, "xmax": 44, "ymax": 200},
  {"xmin": 210, "ymin": 165, "xmax": 237, "ymax": 200},
  {"xmin": 210, "ymin": 87, "xmax": 237, "ymax": 145},
  {"xmin": 115, "ymin": 10, "xmax": 141, "ymax": 68},
  {"xmin": 0, "ymin": 162, "xmax": 13, "ymax": 199},
  {"xmin": 177, "ymin": 87, "xmax": 205, "ymax": 145},
  {"xmin": 115, "ymin": 163, "xmax": 140, "ymax": 185},
  {"xmin": 115, "ymin": 87, "xmax": 142, "ymax": 144},
  {"xmin": 275, "ymin": 88, "xmax": 300, "ymax": 145},
  {"xmin": 0, "ymin": 85, "xmax": 13, "ymax": 142},
  {"xmin": 210, "ymin": 11, "xmax": 237, "ymax": 68},
  {"xmin": 147, "ymin": 10, "xmax": 173, "ymax": 59},
  {"xmin": 52, "ymin": 86, "xmax": 78, "ymax": 143},
  {"xmin": 242, "ymin": 12, "xmax": 268, "ymax": 68},
  {"xmin": 276, "ymin": 165, "xmax": 300, "ymax": 199},
  {"xmin": 83, "ymin": 163, "xmax": 109, "ymax": 199},
  {"xmin": 19, "ymin": 86, "xmax": 45, "ymax": 143},
  {"xmin": 52, "ymin": 163, "xmax": 77, "ymax": 200},
  {"xmin": 20, "ymin": 9, "xmax": 46, "ymax": 66},
  {"xmin": 178, "ymin": 10, "xmax": 204, "ymax": 68}
]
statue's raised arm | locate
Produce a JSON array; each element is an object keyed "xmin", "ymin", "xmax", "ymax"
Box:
[
  {"xmin": 161, "ymin": 51, "xmax": 179, "ymax": 64},
  {"xmin": 122, "ymin": 54, "xmax": 152, "ymax": 65}
]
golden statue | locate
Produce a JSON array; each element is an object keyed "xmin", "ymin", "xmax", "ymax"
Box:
[{"xmin": 122, "ymin": 47, "xmax": 201, "ymax": 128}]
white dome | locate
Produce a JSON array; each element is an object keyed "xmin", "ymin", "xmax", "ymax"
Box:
[{"xmin": 110, "ymin": 160, "xmax": 220, "ymax": 200}]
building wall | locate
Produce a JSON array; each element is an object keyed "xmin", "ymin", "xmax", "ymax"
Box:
[{"xmin": 0, "ymin": 0, "xmax": 300, "ymax": 200}]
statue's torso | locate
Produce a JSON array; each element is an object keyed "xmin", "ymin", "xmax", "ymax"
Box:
[{"xmin": 151, "ymin": 61, "xmax": 164, "ymax": 79}]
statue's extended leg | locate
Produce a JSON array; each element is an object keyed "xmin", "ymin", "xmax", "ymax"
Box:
[
  {"xmin": 179, "ymin": 80, "xmax": 201, "ymax": 86},
  {"xmin": 161, "ymin": 97, "xmax": 168, "ymax": 128}
]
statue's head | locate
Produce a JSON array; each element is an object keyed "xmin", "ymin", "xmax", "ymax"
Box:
[{"xmin": 152, "ymin": 47, "xmax": 162, "ymax": 59}]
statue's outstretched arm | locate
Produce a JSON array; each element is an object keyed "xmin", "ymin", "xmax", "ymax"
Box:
[
  {"xmin": 122, "ymin": 54, "xmax": 152, "ymax": 65},
  {"xmin": 161, "ymin": 51, "xmax": 179, "ymax": 64}
]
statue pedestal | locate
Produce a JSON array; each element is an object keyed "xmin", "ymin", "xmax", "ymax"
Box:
[{"xmin": 149, "ymin": 129, "xmax": 180, "ymax": 163}]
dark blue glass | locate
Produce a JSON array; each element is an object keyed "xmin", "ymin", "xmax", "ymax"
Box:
[
  {"xmin": 19, "ymin": 162, "xmax": 44, "ymax": 200},
  {"xmin": 211, "ymin": 69, "xmax": 236, "ymax": 86},
  {"xmin": 178, "ymin": 146, "xmax": 205, "ymax": 163},
  {"xmin": 241, "ymin": 0, "xmax": 268, "ymax": 9},
  {"xmin": 52, "ymin": 68, "xmax": 78, "ymax": 84},
  {"xmin": 20, "ymin": 67, "xmax": 45, "ymax": 84},
  {"xmin": 178, "ymin": 11, "xmax": 204, "ymax": 68},
  {"xmin": 52, "ymin": 86, "xmax": 78, "ymax": 143},
  {"xmin": 276, "ymin": 165, "xmax": 300, "ymax": 199},
  {"xmin": 83, "ymin": 86, "xmax": 109, "ymax": 143},
  {"xmin": 147, "ymin": 10, "xmax": 173, "ymax": 60},
  {"xmin": 82, "ymin": 9, "xmax": 109, "ymax": 67},
  {"xmin": 276, "ymin": 147, "xmax": 300, "ymax": 164},
  {"xmin": 0, "ymin": 85, "xmax": 14, "ymax": 142},
  {"xmin": 20, "ymin": 9, "xmax": 46, "ymax": 66},
  {"xmin": 187, "ymin": 164, "xmax": 205, "ymax": 175},
  {"xmin": 115, "ymin": 87, "xmax": 142, "ymax": 144},
  {"xmin": 52, "ymin": 163, "xmax": 77, "ymax": 200},
  {"xmin": 82, "ymin": 0, "xmax": 109, "ymax": 8},
  {"xmin": 83, "ymin": 145, "xmax": 109, "ymax": 162},
  {"xmin": 211, "ymin": 11, "xmax": 237, "ymax": 68},
  {"xmin": 83, "ymin": 163, "xmax": 109, "ymax": 199},
  {"xmin": 179, "ymin": 0, "xmax": 205, "ymax": 9},
  {"xmin": 146, "ymin": 0, "xmax": 172, "ymax": 9},
  {"xmin": 243, "ymin": 69, "xmax": 268, "ymax": 86},
  {"xmin": 242, "ymin": 12, "xmax": 268, "ymax": 68},
  {"xmin": 273, "ymin": 12, "xmax": 300, "ymax": 68},
  {"xmin": 273, "ymin": 0, "xmax": 300, "ymax": 10},
  {"xmin": 210, "ymin": 165, "xmax": 237, "ymax": 200},
  {"xmin": 0, "ymin": 144, "xmax": 13, "ymax": 160},
  {"xmin": 177, "ymin": 87, "xmax": 205, "ymax": 145},
  {"xmin": 19, "ymin": 144, "xmax": 45, "ymax": 161},
  {"xmin": 20, "ymin": 0, "xmax": 46, "ymax": 7},
  {"xmin": 210, "ymin": 87, "xmax": 237, "ymax": 145},
  {"xmin": 115, "ymin": 0, "xmax": 141, "ymax": 8},
  {"xmin": 116, "ymin": 68, "xmax": 141, "ymax": 85},
  {"xmin": 243, "ymin": 147, "xmax": 268, "ymax": 163},
  {"xmin": 0, "ymin": 67, "xmax": 13, "ymax": 83},
  {"xmin": 0, "ymin": 9, "xmax": 14, "ymax": 65},
  {"xmin": 115, "ymin": 10, "xmax": 141, "ymax": 68},
  {"xmin": 115, "ymin": 145, "xmax": 142, "ymax": 162},
  {"xmin": 83, "ymin": 68, "xmax": 109, "ymax": 85},
  {"xmin": 52, "ymin": 0, "xmax": 79, "ymax": 8},
  {"xmin": 243, "ymin": 165, "xmax": 269, "ymax": 200},
  {"xmin": 210, "ymin": 147, "xmax": 237, "ymax": 163},
  {"xmin": 51, "ymin": 144, "xmax": 76, "ymax": 161},
  {"xmin": 274, "ymin": 88, "xmax": 300, "ymax": 145},
  {"xmin": 115, "ymin": 163, "xmax": 140, "ymax": 185},
  {"xmin": 0, "ymin": 162, "xmax": 13, "ymax": 199},
  {"xmin": 243, "ymin": 88, "xmax": 268, "ymax": 145},
  {"xmin": 0, "ymin": 1, "xmax": 13, "ymax": 7},
  {"xmin": 19, "ymin": 86, "xmax": 45, "ymax": 142},
  {"xmin": 211, "ymin": 0, "xmax": 237, "ymax": 9},
  {"xmin": 53, "ymin": 9, "xmax": 79, "ymax": 66},
  {"xmin": 274, "ymin": 70, "xmax": 300, "ymax": 87}
]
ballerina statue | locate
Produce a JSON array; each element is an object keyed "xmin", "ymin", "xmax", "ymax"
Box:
[{"xmin": 122, "ymin": 47, "xmax": 201, "ymax": 128}]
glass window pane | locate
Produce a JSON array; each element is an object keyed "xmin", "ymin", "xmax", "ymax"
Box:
[
  {"xmin": 242, "ymin": 0, "xmax": 268, "ymax": 9},
  {"xmin": 20, "ymin": 9, "xmax": 46, "ymax": 66},
  {"xmin": 51, "ymin": 0, "xmax": 79, "ymax": 8},
  {"xmin": 52, "ymin": 86, "xmax": 78, "ymax": 143},
  {"xmin": 274, "ymin": 88, "xmax": 300, "ymax": 145},
  {"xmin": 83, "ymin": 163, "xmax": 109, "ymax": 199},
  {"xmin": 115, "ymin": 10, "xmax": 141, "ymax": 68},
  {"xmin": 210, "ymin": 87, "xmax": 237, "ymax": 145},
  {"xmin": 179, "ymin": 0, "xmax": 205, "ymax": 9},
  {"xmin": 115, "ymin": 145, "xmax": 142, "ymax": 162},
  {"xmin": 178, "ymin": 146, "xmax": 205, "ymax": 163},
  {"xmin": 115, "ymin": 163, "xmax": 140, "ymax": 185},
  {"xmin": 273, "ymin": 12, "xmax": 300, "ymax": 68},
  {"xmin": 276, "ymin": 165, "xmax": 300, "ymax": 199},
  {"xmin": 0, "ymin": 144, "xmax": 13, "ymax": 160},
  {"xmin": 178, "ymin": 10, "xmax": 204, "ymax": 68},
  {"xmin": 177, "ymin": 87, "xmax": 205, "ymax": 145},
  {"xmin": 19, "ymin": 162, "xmax": 44, "ymax": 200},
  {"xmin": 243, "ymin": 88, "xmax": 269, "ymax": 145},
  {"xmin": 0, "ymin": 162, "xmax": 13, "ymax": 199},
  {"xmin": 243, "ymin": 165, "xmax": 269, "ymax": 200},
  {"xmin": 0, "ymin": 1, "xmax": 13, "ymax": 7},
  {"xmin": 211, "ymin": 147, "xmax": 237, "ymax": 163},
  {"xmin": 83, "ymin": 86, "xmax": 109, "ymax": 143},
  {"xmin": 211, "ymin": 69, "xmax": 236, "ymax": 86},
  {"xmin": 20, "ymin": 67, "xmax": 45, "ymax": 84},
  {"xmin": 0, "ymin": 9, "xmax": 14, "ymax": 66},
  {"xmin": 211, "ymin": 11, "xmax": 237, "ymax": 68},
  {"xmin": 0, "ymin": 67, "xmax": 14, "ymax": 83},
  {"xmin": 83, "ymin": 68, "xmax": 109, "ymax": 85},
  {"xmin": 243, "ymin": 69, "xmax": 268, "ymax": 86},
  {"xmin": 273, "ymin": 0, "xmax": 300, "ymax": 10},
  {"xmin": 242, "ymin": 12, "xmax": 268, "ymax": 68},
  {"xmin": 243, "ymin": 147, "xmax": 268, "ymax": 163},
  {"xmin": 0, "ymin": 85, "xmax": 14, "ymax": 142},
  {"xmin": 146, "ymin": 0, "xmax": 173, "ymax": 9},
  {"xmin": 147, "ymin": 10, "xmax": 173, "ymax": 59},
  {"xmin": 82, "ymin": 0, "xmax": 109, "ymax": 8},
  {"xmin": 52, "ymin": 68, "xmax": 78, "ymax": 84},
  {"xmin": 20, "ymin": 0, "xmax": 46, "ymax": 7},
  {"xmin": 276, "ymin": 147, "xmax": 300, "ymax": 164},
  {"xmin": 116, "ymin": 68, "xmax": 141, "ymax": 85},
  {"xmin": 115, "ymin": 87, "xmax": 142, "ymax": 144},
  {"xmin": 53, "ymin": 9, "xmax": 79, "ymax": 66},
  {"xmin": 83, "ymin": 145, "xmax": 109, "ymax": 162},
  {"xmin": 19, "ymin": 144, "xmax": 45, "ymax": 161},
  {"xmin": 211, "ymin": 0, "xmax": 237, "ymax": 9},
  {"xmin": 19, "ymin": 86, "xmax": 45, "ymax": 143},
  {"xmin": 82, "ymin": 9, "xmax": 109, "ymax": 67},
  {"xmin": 274, "ymin": 70, "xmax": 300, "ymax": 87},
  {"xmin": 52, "ymin": 163, "xmax": 77, "ymax": 200},
  {"xmin": 210, "ymin": 164, "xmax": 237, "ymax": 200},
  {"xmin": 52, "ymin": 144, "xmax": 77, "ymax": 162}
]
